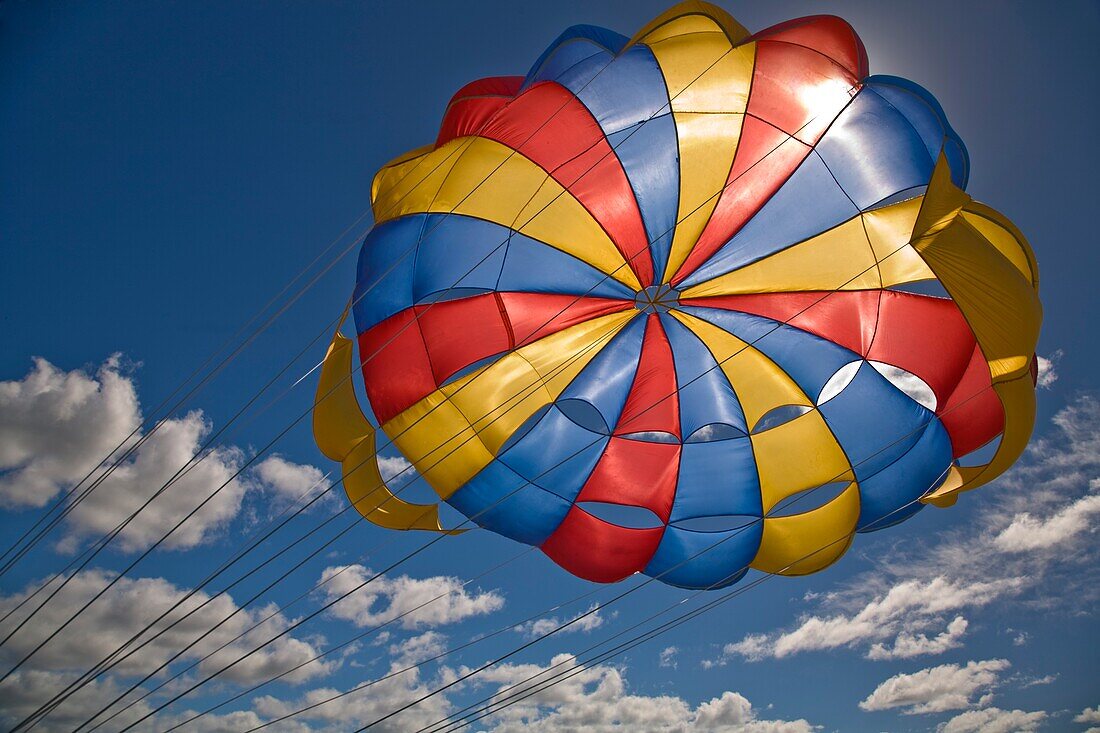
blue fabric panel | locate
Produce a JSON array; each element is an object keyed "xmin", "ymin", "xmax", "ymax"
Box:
[
  {"xmin": 679, "ymin": 306, "xmax": 858, "ymax": 401},
  {"xmin": 682, "ymin": 151, "xmax": 860, "ymax": 287},
  {"xmin": 412, "ymin": 214, "xmax": 509, "ymax": 302},
  {"xmin": 559, "ymin": 316, "xmax": 646, "ymax": 430},
  {"xmin": 446, "ymin": 460, "xmax": 572, "ymax": 545},
  {"xmin": 643, "ymin": 522, "xmax": 762, "ymax": 590},
  {"xmin": 856, "ymin": 417, "xmax": 952, "ymax": 532},
  {"xmin": 500, "ymin": 405, "xmax": 608, "ymax": 503},
  {"xmin": 552, "ymin": 45, "xmax": 679, "ymax": 286},
  {"xmin": 496, "ymin": 233, "xmax": 635, "ymax": 300},
  {"xmin": 866, "ymin": 75, "xmax": 969, "ymax": 189},
  {"xmin": 670, "ymin": 440, "xmax": 762, "ymax": 523},
  {"xmin": 524, "ymin": 25, "xmax": 627, "ymax": 88},
  {"xmin": 607, "ymin": 119, "xmax": 678, "ymax": 281},
  {"xmin": 816, "ymin": 89, "xmax": 936, "ymax": 211},
  {"xmin": 661, "ymin": 313, "xmax": 747, "ymax": 437},
  {"xmin": 353, "ymin": 216, "xmax": 420, "ymax": 334},
  {"xmin": 818, "ymin": 362, "xmax": 933, "ymax": 481}
]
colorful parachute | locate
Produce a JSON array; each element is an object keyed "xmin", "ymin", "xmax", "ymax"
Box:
[{"xmin": 314, "ymin": 2, "xmax": 1041, "ymax": 589}]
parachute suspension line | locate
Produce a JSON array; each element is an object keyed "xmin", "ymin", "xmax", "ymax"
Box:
[
  {"xmin": 0, "ymin": 42, "xmax": 645, "ymax": 686},
  {"xmin": 0, "ymin": 10, "xmax": 636, "ymax": 589},
  {"xmin": 46, "ymin": 70, "xmax": 866, "ymax": 731},
  {"xmin": 11, "ymin": 37, "xmax": 756, "ymax": 723}
]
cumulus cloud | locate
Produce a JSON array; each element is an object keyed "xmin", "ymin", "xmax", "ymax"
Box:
[
  {"xmin": 0, "ymin": 569, "xmax": 333, "ymax": 730},
  {"xmin": 513, "ymin": 603, "xmax": 606, "ymax": 639},
  {"xmin": 716, "ymin": 395, "xmax": 1100, "ymax": 664},
  {"xmin": 866, "ymin": 615, "xmax": 968, "ymax": 661},
  {"xmin": 389, "ymin": 631, "xmax": 448, "ymax": 667},
  {"xmin": 1077, "ymin": 705, "xmax": 1100, "ymax": 724},
  {"xmin": 468, "ymin": 654, "xmax": 817, "ymax": 733},
  {"xmin": 937, "ymin": 706, "xmax": 1047, "ymax": 733},
  {"xmin": 250, "ymin": 663, "xmax": 452, "ymax": 733},
  {"xmin": 858, "ymin": 659, "xmax": 1010, "ymax": 715},
  {"xmin": 0, "ymin": 357, "xmax": 254, "ymax": 553},
  {"xmin": 320, "ymin": 564, "xmax": 504, "ymax": 630},
  {"xmin": 253, "ymin": 455, "xmax": 333, "ymax": 513}
]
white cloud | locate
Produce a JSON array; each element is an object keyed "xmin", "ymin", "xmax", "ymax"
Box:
[
  {"xmin": 513, "ymin": 603, "xmax": 606, "ymax": 639},
  {"xmin": 716, "ymin": 395, "xmax": 1100, "ymax": 664},
  {"xmin": 994, "ymin": 483, "xmax": 1100, "ymax": 552},
  {"xmin": 253, "ymin": 455, "xmax": 332, "ymax": 512},
  {"xmin": 470, "ymin": 653, "xmax": 818, "ymax": 732},
  {"xmin": 320, "ymin": 564, "xmax": 504, "ymax": 630},
  {"xmin": 377, "ymin": 455, "xmax": 414, "ymax": 482},
  {"xmin": 1035, "ymin": 350, "xmax": 1062, "ymax": 389},
  {"xmin": 0, "ymin": 569, "xmax": 333, "ymax": 730},
  {"xmin": 0, "ymin": 357, "xmax": 253, "ymax": 553},
  {"xmin": 389, "ymin": 631, "xmax": 448, "ymax": 667},
  {"xmin": 1077, "ymin": 705, "xmax": 1100, "ymax": 724},
  {"xmin": 659, "ymin": 645, "xmax": 679, "ymax": 669},
  {"xmin": 250, "ymin": 663, "xmax": 451, "ymax": 733},
  {"xmin": 866, "ymin": 615, "xmax": 968, "ymax": 661},
  {"xmin": 859, "ymin": 659, "xmax": 1010, "ymax": 715},
  {"xmin": 938, "ymin": 706, "xmax": 1047, "ymax": 733},
  {"xmin": 0, "ymin": 356, "xmax": 140, "ymax": 509}
]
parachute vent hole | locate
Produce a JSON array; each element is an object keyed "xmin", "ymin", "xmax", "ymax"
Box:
[
  {"xmin": 957, "ymin": 434, "xmax": 1003, "ymax": 467},
  {"xmin": 416, "ymin": 287, "xmax": 495, "ymax": 304},
  {"xmin": 887, "ymin": 279, "xmax": 951, "ymax": 298},
  {"xmin": 439, "ymin": 352, "xmax": 508, "ymax": 388},
  {"xmin": 868, "ymin": 361, "xmax": 937, "ymax": 411},
  {"xmin": 671, "ymin": 515, "xmax": 758, "ymax": 532},
  {"xmin": 685, "ymin": 423, "xmax": 747, "ymax": 443},
  {"xmin": 751, "ymin": 405, "xmax": 812, "ymax": 434},
  {"xmin": 768, "ymin": 482, "xmax": 851, "ymax": 518},
  {"xmin": 619, "ymin": 430, "xmax": 680, "ymax": 444},
  {"xmin": 817, "ymin": 361, "xmax": 862, "ymax": 405},
  {"xmin": 556, "ymin": 398, "xmax": 610, "ymax": 434},
  {"xmin": 577, "ymin": 502, "xmax": 664, "ymax": 529}
]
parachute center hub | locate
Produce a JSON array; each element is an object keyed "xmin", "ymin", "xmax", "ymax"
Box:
[{"xmin": 633, "ymin": 283, "xmax": 680, "ymax": 314}]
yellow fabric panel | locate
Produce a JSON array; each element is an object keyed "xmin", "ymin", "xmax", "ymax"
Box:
[
  {"xmin": 751, "ymin": 411, "xmax": 855, "ymax": 514},
  {"xmin": 639, "ymin": 16, "xmax": 754, "ymax": 283},
  {"xmin": 629, "ymin": 1, "xmax": 750, "ymax": 47},
  {"xmin": 370, "ymin": 143, "xmax": 435, "ymax": 211},
  {"xmin": 681, "ymin": 215, "xmax": 882, "ymax": 298},
  {"xmin": 912, "ymin": 156, "xmax": 1041, "ymax": 382},
  {"xmin": 382, "ymin": 390, "xmax": 495, "ymax": 501},
  {"xmin": 384, "ymin": 311, "xmax": 633, "ymax": 498},
  {"xmin": 752, "ymin": 483, "xmax": 860, "ymax": 575},
  {"xmin": 663, "ymin": 113, "xmax": 746, "ymax": 282},
  {"xmin": 862, "ymin": 196, "xmax": 936, "ymax": 286},
  {"xmin": 960, "ymin": 208, "xmax": 1039, "ymax": 287},
  {"xmin": 373, "ymin": 136, "xmax": 641, "ymax": 291},
  {"xmin": 670, "ymin": 311, "xmax": 813, "ymax": 429},
  {"xmin": 312, "ymin": 330, "xmax": 456, "ymax": 533}
]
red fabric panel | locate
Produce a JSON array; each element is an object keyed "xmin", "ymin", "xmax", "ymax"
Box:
[
  {"xmin": 615, "ymin": 314, "xmax": 680, "ymax": 438},
  {"xmin": 672, "ymin": 117, "xmax": 812, "ymax": 284},
  {"xmin": 939, "ymin": 344, "xmax": 1004, "ymax": 458},
  {"xmin": 680, "ymin": 291, "xmax": 876, "ymax": 356},
  {"xmin": 540, "ymin": 505, "xmax": 665, "ymax": 583},
  {"xmin": 746, "ymin": 39, "xmax": 860, "ymax": 143},
  {"xmin": 498, "ymin": 292, "xmax": 632, "ymax": 347},
  {"xmin": 750, "ymin": 15, "xmax": 868, "ymax": 79},
  {"xmin": 436, "ymin": 76, "xmax": 524, "ymax": 147},
  {"xmin": 416, "ymin": 294, "xmax": 512, "ymax": 385},
  {"xmin": 479, "ymin": 82, "xmax": 653, "ymax": 286},
  {"xmin": 575, "ymin": 437, "xmax": 680, "ymax": 522},
  {"xmin": 868, "ymin": 291, "xmax": 977, "ymax": 408},
  {"xmin": 358, "ymin": 311, "xmax": 436, "ymax": 425}
]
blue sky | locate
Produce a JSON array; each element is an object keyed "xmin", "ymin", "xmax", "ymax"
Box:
[{"xmin": 1, "ymin": 1, "xmax": 1097, "ymax": 731}]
